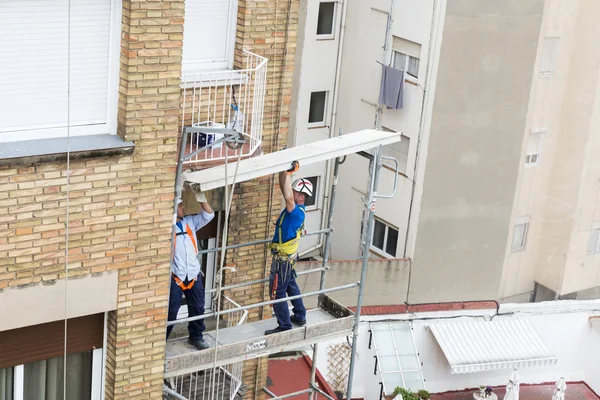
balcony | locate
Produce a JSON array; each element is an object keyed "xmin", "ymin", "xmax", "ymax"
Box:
[{"xmin": 181, "ymin": 51, "xmax": 267, "ymax": 168}]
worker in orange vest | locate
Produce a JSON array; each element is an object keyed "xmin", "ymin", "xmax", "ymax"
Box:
[{"xmin": 167, "ymin": 193, "xmax": 214, "ymax": 350}]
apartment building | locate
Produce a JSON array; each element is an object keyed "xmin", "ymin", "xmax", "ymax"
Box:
[
  {"xmin": 291, "ymin": 0, "xmax": 600, "ymax": 304},
  {"xmin": 0, "ymin": 0, "xmax": 299, "ymax": 399}
]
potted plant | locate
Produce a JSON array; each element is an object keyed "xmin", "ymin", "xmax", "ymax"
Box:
[
  {"xmin": 392, "ymin": 387, "xmax": 419, "ymax": 400},
  {"xmin": 479, "ymin": 386, "xmax": 486, "ymax": 396},
  {"xmin": 418, "ymin": 390, "xmax": 431, "ymax": 400}
]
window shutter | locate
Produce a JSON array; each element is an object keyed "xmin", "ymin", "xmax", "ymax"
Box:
[
  {"xmin": 539, "ymin": 37, "xmax": 559, "ymax": 74},
  {"xmin": 392, "ymin": 36, "xmax": 421, "ymax": 59},
  {"xmin": 526, "ymin": 131, "xmax": 544, "ymax": 155},
  {"xmin": 182, "ymin": 0, "xmax": 237, "ymax": 73},
  {"xmin": 0, "ymin": 0, "xmax": 113, "ymax": 141}
]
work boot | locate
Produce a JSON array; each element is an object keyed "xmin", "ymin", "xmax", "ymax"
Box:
[
  {"xmin": 188, "ymin": 337, "xmax": 210, "ymax": 350},
  {"xmin": 264, "ymin": 326, "xmax": 287, "ymax": 335},
  {"xmin": 290, "ymin": 315, "xmax": 306, "ymax": 326}
]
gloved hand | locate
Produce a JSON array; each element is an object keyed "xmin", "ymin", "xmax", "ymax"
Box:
[
  {"xmin": 195, "ymin": 191, "xmax": 207, "ymax": 203},
  {"xmin": 286, "ymin": 160, "xmax": 299, "ymax": 175}
]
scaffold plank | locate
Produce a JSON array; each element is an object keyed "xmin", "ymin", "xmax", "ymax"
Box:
[{"xmin": 184, "ymin": 129, "xmax": 401, "ymax": 191}]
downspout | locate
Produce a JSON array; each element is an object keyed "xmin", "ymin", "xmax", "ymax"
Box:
[{"xmin": 317, "ymin": 0, "xmax": 349, "ymax": 255}]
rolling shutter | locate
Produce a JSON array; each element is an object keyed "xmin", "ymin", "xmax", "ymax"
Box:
[
  {"xmin": 0, "ymin": 0, "xmax": 113, "ymax": 142},
  {"xmin": 182, "ymin": 0, "xmax": 238, "ymax": 73},
  {"xmin": 392, "ymin": 36, "xmax": 421, "ymax": 59}
]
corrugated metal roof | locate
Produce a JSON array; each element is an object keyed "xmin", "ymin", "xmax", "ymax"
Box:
[{"xmin": 429, "ymin": 319, "xmax": 557, "ymax": 374}]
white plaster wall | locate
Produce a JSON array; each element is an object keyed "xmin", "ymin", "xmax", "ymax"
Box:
[{"xmin": 310, "ymin": 306, "xmax": 600, "ymax": 399}]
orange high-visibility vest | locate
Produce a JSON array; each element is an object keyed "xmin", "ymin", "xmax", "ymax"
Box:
[{"xmin": 172, "ymin": 222, "xmax": 198, "ymax": 290}]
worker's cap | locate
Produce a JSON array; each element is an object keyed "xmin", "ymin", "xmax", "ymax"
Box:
[{"xmin": 176, "ymin": 197, "xmax": 183, "ymax": 205}]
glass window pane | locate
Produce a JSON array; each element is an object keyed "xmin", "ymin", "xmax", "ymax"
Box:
[
  {"xmin": 24, "ymin": 351, "xmax": 92, "ymax": 400},
  {"xmin": 303, "ymin": 176, "xmax": 318, "ymax": 207},
  {"xmin": 317, "ymin": 2, "xmax": 335, "ymax": 35},
  {"xmin": 0, "ymin": 367, "xmax": 14, "ymax": 400},
  {"xmin": 378, "ymin": 355, "xmax": 400, "ymax": 372},
  {"xmin": 393, "ymin": 52, "xmax": 406, "ymax": 70},
  {"xmin": 382, "ymin": 375, "xmax": 404, "ymax": 396},
  {"xmin": 386, "ymin": 226, "xmax": 398, "ymax": 256},
  {"xmin": 308, "ymin": 91, "xmax": 327, "ymax": 124},
  {"xmin": 372, "ymin": 220, "xmax": 385, "ymax": 251},
  {"xmin": 407, "ymin": 56, "xmax": 420, "ymax": 77}
]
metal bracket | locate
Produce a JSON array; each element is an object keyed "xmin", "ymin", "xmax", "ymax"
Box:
[
  {"xmin": 374, "ymin": 156, "xmax": 399, "ymax": 198},
  {"xmin": 182, "ymin": 126, "xmax": 247, "ymax": 161}
]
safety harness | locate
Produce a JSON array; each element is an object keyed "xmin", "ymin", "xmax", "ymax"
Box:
[
  {"xmin": 269, "ymin": 207, "xmax": 305, "ymax": 257},
  {"xmin": 172, "ymin": 221, "xmax": 198, "ymax": 290},
  {"xmin": 269, "ymin": 207, "xmax": 305, "ymax": 301}
]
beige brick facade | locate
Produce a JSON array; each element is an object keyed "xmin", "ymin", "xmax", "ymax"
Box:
[{"xmin": 0, "ymin": 0, "xmax": 299, "ymax": 399}]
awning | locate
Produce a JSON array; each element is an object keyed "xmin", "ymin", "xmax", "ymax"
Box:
[
  {"xmin": 429, "ymin": 319, "xmax": 558, "ymax": 374},
  {"xmin": 184, "ymin": 129, "xmax": 400, "ymax": 191}
]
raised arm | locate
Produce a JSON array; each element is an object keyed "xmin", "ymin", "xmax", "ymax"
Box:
[{"xmin": 279, "ymin": 161, "xmax": 299, "ymax": 213}]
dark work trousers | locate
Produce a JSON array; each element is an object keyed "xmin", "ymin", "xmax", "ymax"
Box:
[
  {"xmin": 167, "ymin": 275, "xmax": 206, "ymax": 341},
  {"xmin": 269, "ymin": 256, "xmax": 307, "ymax": 330}
]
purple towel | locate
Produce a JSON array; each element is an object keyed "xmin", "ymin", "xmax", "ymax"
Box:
[{"xmin": 378, "ymin": 64, "xmax": 404, "ymax": 109}]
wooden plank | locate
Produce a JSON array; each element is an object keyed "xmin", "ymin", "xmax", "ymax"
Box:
[{"xmin": 185, "ymin": 129, "xmax": 401, "ymax": 191}]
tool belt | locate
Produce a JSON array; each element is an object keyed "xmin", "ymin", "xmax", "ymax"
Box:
[{"xmin": 172, "ymin": 273, "xmax": 197, "ymax": 290}]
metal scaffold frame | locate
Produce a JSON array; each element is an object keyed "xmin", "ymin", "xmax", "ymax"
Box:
[{"xmin": 164, "ymin": 125, "xmax": 399, "ymax": 400}]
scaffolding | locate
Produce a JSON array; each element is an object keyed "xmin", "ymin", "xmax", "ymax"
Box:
[{"xmin": 164, "ymin": 126, "xmax": 401, "ymax": 400}]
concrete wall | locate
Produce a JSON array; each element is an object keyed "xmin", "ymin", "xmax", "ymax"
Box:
[
  {"xmin": 310, "ymin": 302, "xmax": 600, "ymax": 397},
  {"xmin": 501, "ymin": 0, "xmax": 600, "ymax": 300},
  {"xmin": 295, "ymin": 258, "xmax": 410, "ymax": 309},
  {"xmin": 409, "ymin": 0, "xmax": 545, "ymax": 303}
]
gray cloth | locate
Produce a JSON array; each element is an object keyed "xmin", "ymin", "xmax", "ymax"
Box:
[{"xmin": 378, "ymin": 64, "xmax": 404, "ymax": 109}]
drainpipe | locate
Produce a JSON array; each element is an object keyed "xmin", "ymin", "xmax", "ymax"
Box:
[{"xmin": 317, "ymin": 0, "xmax": 348, "ymax": 256}]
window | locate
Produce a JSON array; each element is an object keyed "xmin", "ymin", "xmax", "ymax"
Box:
[
  {"xmin": 182, "ymin": 0, "xmax": 239, "ymax": 73},
  {"xmin": 303, "ymin": 176, "xmax": 319, "ymax": 209},
  {"xmin": 308, "ymin": 91, "xmax": 328, "ymax": 125},
  {"xmin": 588, "ymin": 222, "xmax": 600, "ymax": 256},
  {"xmin": 371, "ymin": 218, "xmax": 399, "ymax": 257},
  {"xmin": 382, "ymin": 128, "xmax": 410, "ymax": 173},
  {"xmin": 539, "ymin": 37, "xmax": 559, "ymax": 76},
  {"xmin": 0, "ymin": 0, "xmax": 121, "ymax": 142},
  {"xmin": 511, "ymin": 216, "xmax": 530, "ymax": 252},
  {"xmin": 525, "ymin": 130, "xmax": 545, "ymax": 166},
  {"xmin": 316, "ymin": 2, "xmax": 336, "ymax": 37},
  {"xmin": 0, "ymin": 350, "xmax": 102, "ymax": 400},
  {"xmin": 392, "ymin": 36, "xmax": 421, "ymax": 79}
]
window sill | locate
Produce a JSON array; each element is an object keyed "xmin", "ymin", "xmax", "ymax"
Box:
[
  {"xmin": 316, "ymin": 36, "xmax": 336, "ymax": 41},
  {"xmin": 0, "ymin": 134, "xmax": 135, "ymax": 167},
  {"xmin": 369, "ymin": 246, "xmax": 395, "ymax": 259},
  {"xmin": 308, "ymin": 124, "xmax": 327, "ymax": 130}
]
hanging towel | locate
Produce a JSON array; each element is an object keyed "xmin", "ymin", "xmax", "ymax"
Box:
[{"xmin": 378, "ymin": 64, "xmax": 404, "ymax": 109}]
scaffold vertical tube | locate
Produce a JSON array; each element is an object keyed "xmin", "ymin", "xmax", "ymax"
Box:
[
  {"xmin": 309, "ymin": 155, "xmax": 341, "ymax": 400},
  {"xmin": 346, "ymin": 145, "xmax": 381, "ymax": 400}
]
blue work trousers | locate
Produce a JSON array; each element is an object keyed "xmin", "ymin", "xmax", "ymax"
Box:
[
  {"xmin": 167, "ymin": 275, "xmax": 206, "ymax": 341},
  {"xmin": 269, "ymin": 257, "xmax": 306, "ymax": 330}
]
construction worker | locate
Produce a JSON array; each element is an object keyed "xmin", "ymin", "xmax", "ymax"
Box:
[
  {"xmin": 167, "ymin": 193, "xmax": 214, "ymax": 350},
  {"xmin": 265, "ymin": 161, "xmax": 313, "ymax": 335}
]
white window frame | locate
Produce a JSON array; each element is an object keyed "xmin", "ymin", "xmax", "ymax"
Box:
[
  {"xmin": 511, "ymin": 216, "xmax": 530, "ymax": 253},
  {"xmin": 181, "ymin": 0, "xmax": 239, "ymax": 76},
  {"xmin": 525, "ymin": 129, "xmax": 546, "ymax": 167},
  {"xmin": 370, "ymin": 218, "xmax": 399, "ymax": 258},
  {"xmin": 539, "ymin": 37, "xmax": 560, "ymax": 77},
  {"xmin": 0, "ymin": 0, "xmax": 122, "ymax": 143},
  {"xmin": 316, "ymin": 1, "xmax": 337, "ymax": 40},
  {"xmin": 303, "ymin": 176, "xmax": 320, "ymax": 211},
  {"xmin": 587, "ymin": 221, "xmax": 600, "ymax": 256},
  {"xmin": 308, "ymin": 91, "xmax": 328, "ymax": 127},
  {"xmin": 392, "ymin": 50, "xmax": 420, "ymax": 81},
  {"xmin": 382, "ymin": 127, "xmax": 410, "ymax": 173}
]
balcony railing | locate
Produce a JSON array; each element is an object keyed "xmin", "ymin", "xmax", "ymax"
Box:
[
  {"xmin": 181, "ymin": 50, "xmax": 268, "ymax": 165},
  {"xmin": 164, "ymin": 296, "xmax": 248, "ymax": 400}
]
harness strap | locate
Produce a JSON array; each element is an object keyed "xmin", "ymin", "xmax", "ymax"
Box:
[
  {"xmin": 172, "ymin": 273, "xmax": 197, "ymax": 290},
  {"xmin": 172, "ymin": 222, "xmax": 198, "ymax": 258}
]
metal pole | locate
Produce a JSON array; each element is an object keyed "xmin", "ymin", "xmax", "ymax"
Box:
[
  {"xmin": 346, "ymin": 146, "xmax": 381, "ymax": 400},
  {"xmin": 263, "ymin": 388, "xmax": 313, "ymax": 400},
  {"xmin": 163, "ymin": 384, "xmax": 188, "ymax": 400},
  {"xmin": 310, "ymin": 382, "xmax": 337, "ymax": 400},
  {"xmin": 166, "ymin": 127, "xmax": 189, "ymax": 336},
  {"xmin": 309, "ymin": 156, "xmax": 341, "ymax": 400},
  {"xmin": 262, "ymin": 387, "xmax": 277, "ymax": 398},
  {"xmin": 196, "ymin": 228, "xmax": 332, "ymax": 255},
  {"xmin": 205, "ymin": 266, "xmax": 325, "ymax": 294},
  {"xmin": 167, "ymin": 282, "xmax": 359, "ymax": 326}
]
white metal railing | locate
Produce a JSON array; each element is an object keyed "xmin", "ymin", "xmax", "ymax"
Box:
[
  {"xmin": 164, "ymin": 297, "xmax": 248, "ymax": 400},
  {"xmin": 181, "ymin": 50, "xmax": 268, "ymax": 164}
]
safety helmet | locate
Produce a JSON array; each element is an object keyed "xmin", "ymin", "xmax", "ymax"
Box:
[{"xmin": 292, "ymin": 178, "xmax": 313, "ymax": 197}]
